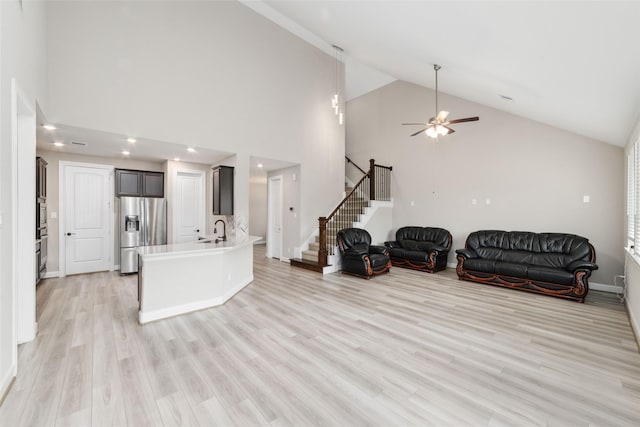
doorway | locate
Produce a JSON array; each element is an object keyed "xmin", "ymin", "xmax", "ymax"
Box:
[
  {"xmin": 173, "ymin": 169, "xmax": 205, "ymax": 243},
  {"xmin": 60, "ymin": 162, "xmax": 113, "ymax": 276},
  {"xmin": 267, "ymin": 175, "xmax": 283, "ymax": 259}
]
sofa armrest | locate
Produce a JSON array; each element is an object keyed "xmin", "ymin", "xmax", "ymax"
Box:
[
  {"xmin": 455, "ymin": 248, "xmax": 477, "ymax": 259},
  {"xmin": 370, "ymin": 245, "xmax": 389, "ymax": 256},
  {"xmin": 566, "ymin": 260, "xmax": 599, "ymax": 272},
  {"xmin": 430, "ymin": 245, "xmax": 448, "ymax": 256},
  {"xmin": 384, "ymin": 240, "xmax": 400, "ymax": 249},
  {"xmin": 343, "ymin": 248, "xmax": 369, "ymax": 262}
]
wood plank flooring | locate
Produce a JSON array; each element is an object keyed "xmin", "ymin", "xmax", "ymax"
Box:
[{"xmin": 1, "ymin": 245, "xmax": 639, "ymax": 426}]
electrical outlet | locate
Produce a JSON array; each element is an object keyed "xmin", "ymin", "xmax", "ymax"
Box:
[
  {"xmin": 583, "ymin": 195, "xmax": 590, "ymax": 203},
  {"xmin": 471, "ymin": 198, "xmax": 477, "ymax": 205}
]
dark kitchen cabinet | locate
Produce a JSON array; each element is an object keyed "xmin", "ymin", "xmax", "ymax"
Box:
[
  {"xmin": 213, "ymin": 166, "xmax": 233, "ymax": 215},
  {"xmin": 36, "ymin": 157, "xmax": 47, "ymax": 199},
  {"xmin": 142, "ymin": 172, "xmax": 164, "ymax": 198},
  {"xmin": 115, "ymin": 169, "xmax": 164, "ymax": 197}
]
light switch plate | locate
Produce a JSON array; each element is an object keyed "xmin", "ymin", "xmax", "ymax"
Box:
[{"xmin": 583, "ymin": 195, "xmax": 590, "ymax": 203}]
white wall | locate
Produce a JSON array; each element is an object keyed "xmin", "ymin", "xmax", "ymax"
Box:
[
  {"xmin": 1, "ymin": 0, "xmax": 48, "ymax": 399},
  {"xmin": 46, "ymin": 1, "xmax": 345, "ymax": 251},
  {"xmin": 347, "ymin": 80, "xmax": 624, "ymax": 286}
]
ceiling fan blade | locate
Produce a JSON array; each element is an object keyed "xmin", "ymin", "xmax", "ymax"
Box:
[
  {"xmin": 448, "ymin": 116, "xmax": 479, "ymax": 124},
  {"xmin": 402, "ymin": 123, "xmax": 427, "ymax": 126},
  {"xmin": 410, "ymin": 128, "xmax": 428, "ymax": 137},
  {"xmin": 436, "ymin": 110, "xmax": 449, "ymax": 123}
]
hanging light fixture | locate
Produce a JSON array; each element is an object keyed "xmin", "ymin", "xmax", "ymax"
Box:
[
  {"xmin": 331, "ymin": 45, "xmax": 345, "ymax": 125},
  {"xmin": 402, "ymin": 64, "xmax": 479, "ymax": 138}
]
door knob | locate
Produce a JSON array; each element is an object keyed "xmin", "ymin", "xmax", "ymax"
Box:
[{"xmin": 66, "ymin": 232, "xmax": 76, "ymax": 236}]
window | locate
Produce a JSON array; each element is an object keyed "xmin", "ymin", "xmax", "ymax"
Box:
[
  {"xmin": 628, "ymin": 147, "xmax": 635, "ymax": 247},
  {"xmin": 628, "ymin": 140, "xmax": 640, "ymax": 253}
]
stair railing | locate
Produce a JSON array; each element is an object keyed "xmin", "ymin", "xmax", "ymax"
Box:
[{"xmin": 318, "ymin": 158, "xmax": 392, "ymax": 266}]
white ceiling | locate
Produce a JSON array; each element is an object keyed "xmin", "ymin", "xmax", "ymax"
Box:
[
  {"xmin": 36, "ymin": 110, "xmax": 297, "ymax": 174},
  {"xmin": 36, "ymin": 119, "xmax": 233, "ymax": 166},
  {"xmin": 259, "ymin": 1, "xmax": 640, "ymax": 147}
]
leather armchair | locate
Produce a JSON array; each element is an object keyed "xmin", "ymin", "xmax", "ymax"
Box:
[{"xmin": 337, "ymin": 228, "xmax": 391, "ymax": 279}]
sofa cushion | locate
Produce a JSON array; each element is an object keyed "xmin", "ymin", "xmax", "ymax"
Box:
[
  {"xmin": 527, "ymin": 266, "xmax": 574, "ymax": 285},
  {"xmin": 495, "ymin": 262, "xmax": 528, "ymax": 277},
  {"xmin": 464, "ymin": 258, "xmax": 497, "ymax": 273},
  {"xmin": 389, "ymin": 248, "xmax": 430, "ymax": 262},
  {"xmin": 398, "ymin": 240, "xmax": 438, "ymax": 252}
]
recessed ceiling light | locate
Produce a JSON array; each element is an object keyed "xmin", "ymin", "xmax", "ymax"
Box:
[
  {"xmin": 52, "ymin": 141, "xmax": 64, "ymax": 147},
  {"xmin": 187, "ymin": 147, "xmax": 196, "ymax": 153},
  {"xmin": 174, "ymin": 157, "xmax": 180, "ymax": 161},
  {"xmin": 127, "ymin": 138, "xmax": 136, "ymax": 143},
  {"xmin": 499, "ymin": 94, "xmax": 513, "ymax": 101},
  {"xmin": 122, "ymin": 150, "xmax": 130, "ymax": 155},
  {"xmin": 42, "ymin": 124, "xmax": 56, "ymax": 130},
  {"xmin": 257, "ymin": 163, "xmax": 263, "ymax": 168}
]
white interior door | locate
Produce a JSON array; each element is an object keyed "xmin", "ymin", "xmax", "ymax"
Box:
[
  {"xmin": 174, "ymin": 170, "xmax": 205, "ymax": 243},
  {"xmin": 63, "ymin": 164, "xmax": 112, "ymax": 275},
  {"xmin": 267, "ymin": 175, "xmax": 283, "ymax": 259}
]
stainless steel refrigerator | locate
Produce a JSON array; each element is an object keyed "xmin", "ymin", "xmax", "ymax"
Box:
[{"xmin": 120, "ymin": 197, "xmax": 167, "ymax": 274}]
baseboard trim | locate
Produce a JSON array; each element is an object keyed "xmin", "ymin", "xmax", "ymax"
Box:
[
  {"xmin": 41, "ymin": 271, "xmax": 60, "ymax": 279},
  {"xmin": 139, "ymin": 275, "xmax": 253, "ymax": 324},
  {"xmin": 590, "ymin": 282, "xmax": 623, "ymax": 294},
  {"xmin": 0, "ymin": 367, "xmax": 16, "ymax": 407},
  {"xmin": 625, "ymin": 299, "xmax": 640, "ymax": 351}
]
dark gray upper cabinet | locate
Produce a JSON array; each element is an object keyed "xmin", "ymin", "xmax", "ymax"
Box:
[
  {"xmin": 115, "ymin": 169, "xmax": 164, "ymax": 197},
  {"xmin": 213, "ymin": 165, "xmax": 233, "ymax": 215},
  {"xmin": 142, "ymin": 172, "xmax": 164, "ymax": 198},
  {"xmin": 36, "ymin": 157, "xmax": 47, "ymax": 199}
]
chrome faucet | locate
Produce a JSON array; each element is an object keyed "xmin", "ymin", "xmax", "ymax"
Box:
[{"xmin": 214, "ymin": 219, "xmax": 227, "ymax": 241}]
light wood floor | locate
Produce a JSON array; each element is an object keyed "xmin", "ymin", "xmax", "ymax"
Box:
[{"xmin": 1, "ymin": 245, "xmax": 639, "ymax": 426}]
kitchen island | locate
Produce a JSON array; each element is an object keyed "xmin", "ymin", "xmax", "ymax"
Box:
[{"xmin": 137, "ymin": 235, "xmax": 260, "ymax": 324}]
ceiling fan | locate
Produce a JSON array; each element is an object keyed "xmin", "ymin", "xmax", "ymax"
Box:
[{"xmin": 403, "ymin": 64, "xmax": 479, "ymax": 138}]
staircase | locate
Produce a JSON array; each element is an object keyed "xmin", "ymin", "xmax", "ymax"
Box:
[
  {"xmin": 290, "ymin": 158, "xmax": 392, "ymax": 273},
  {"xmin": 295, "ymin": 186, "xmax": 364, "ymax": 266}
]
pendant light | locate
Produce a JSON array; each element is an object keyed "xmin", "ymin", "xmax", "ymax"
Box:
[{"xmin": 331, "ymin": 45, "xmax": 345, "ymax": 125}]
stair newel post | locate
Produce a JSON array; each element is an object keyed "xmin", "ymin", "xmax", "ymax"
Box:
[
  {"xmin": 318, "ymin": 216, "xmax": 328, "ymax": 267},
  {"xmin": 369, "ymin": 158, "xmax": 376, "ymax": 201}
]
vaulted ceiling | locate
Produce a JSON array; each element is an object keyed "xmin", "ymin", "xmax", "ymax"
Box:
[{"xmin": 255, "ymin": 1, "xmax": 640, "ymax": 147}]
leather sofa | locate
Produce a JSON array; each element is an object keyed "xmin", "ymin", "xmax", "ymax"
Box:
[
  {"xmin": 384, "ymin": 226, "xmax": 452, "ymax": 273},
  {"xmin": 456, "ymin": 230, "xmax": 598, "ymax": 302},
  {"xmin": 337, "ymin": 228, "xmax": 391, "ymax": 279}
]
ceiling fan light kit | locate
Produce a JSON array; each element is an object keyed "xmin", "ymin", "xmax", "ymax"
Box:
[{"xmin": 403, "ymin": 64, "xmax": 479, "ymax": 139}]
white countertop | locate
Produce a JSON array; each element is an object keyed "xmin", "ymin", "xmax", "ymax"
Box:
[{"xmin": 138, "ymin": 235, "xmax": 261, "ymax": 258}]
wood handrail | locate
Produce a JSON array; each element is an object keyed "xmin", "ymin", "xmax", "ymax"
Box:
[
  {"xmin": 327, "ymin": 172, "xmax": 368, "ymax": 221},
  {"xmin": 345, "ymin": 156, "xmax": 367, "ymax": 175}
]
